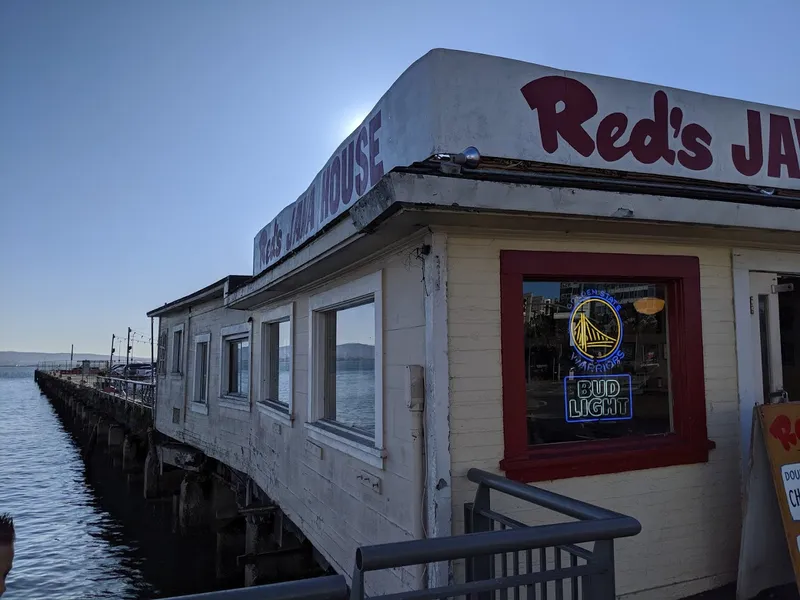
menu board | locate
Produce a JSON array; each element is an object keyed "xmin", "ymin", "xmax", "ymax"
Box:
[{"xmin": 758, "ymin": 402, "xmax": 800, "ymax": 592}]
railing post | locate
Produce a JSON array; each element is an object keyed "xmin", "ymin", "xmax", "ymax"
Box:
[
  {"xmin": 583, "ymin": 539, "xmax": 616, "ymax": 600},
  {"xmin": 467, "ymin": 484, "xmax": 493, "ymax": 600},
  {"xmin": 350, "ymin": 564, "xmax": 365, "ymax": 600}
]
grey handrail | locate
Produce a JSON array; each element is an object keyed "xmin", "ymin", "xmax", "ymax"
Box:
[
  {"xmin": 158, "ymin": 575, "xmax": 349, "ymax": 600},
  {"xmin": 467, "ymin": 468, "xmax": 634, "ymax": 522},
  {"xmin": 356, "ymin": 516, "xmax": 640, "ymax": 572}
]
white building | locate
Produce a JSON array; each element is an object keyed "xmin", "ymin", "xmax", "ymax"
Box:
[{"xmin": 148, "ymin": 48, "xmax": 800, "ymax": 599}]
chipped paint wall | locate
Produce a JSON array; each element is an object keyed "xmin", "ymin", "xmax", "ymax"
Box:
[{"xmin": 154, "ymin": 237, "xmax": 429, "ymax": 595}]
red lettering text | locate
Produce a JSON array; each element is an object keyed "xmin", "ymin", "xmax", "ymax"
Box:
[
  {"xmin": 767, "ymin": 114, "xmax": 800, "ymax": 179},
  {"xmin": 286, "ymin": 190, "xmax": 316, "ymax": 251},
  {"xmin": 732, "ymin": 111, "xmax": 800, "ymax": 180},
  {"xmin": 320, "ymin": 110, "xmax": 384, "ymax": 222},
  {"xmin": 732, "ymin": 110, "xmax": 764, "ymax": 176},
  {"xmin": 355, "ymin": 127, "xmax": 369, "ymax": 195},
  {"xmin": 259, "ymin": 220, "xmax": 283, "ymax": 267},
  {"xmin": 770, "ymin": 414, "xmax": 799, "ymax": 451},
  {"xmin": 369, "ymin": 112, "xmax": 384, "ymax": 184},
  {"xmin": 340, "ymin": 142, "xmax": 355, "ymax": 206},
  {"xmin": 520, "ymin": 76, "xmax": 712, "ymax": 170},
  {"xmin": 521, "ymin": 76, "xmax": 597, "ymax": 157}
]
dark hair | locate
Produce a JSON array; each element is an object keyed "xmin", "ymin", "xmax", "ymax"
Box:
[{"xmin": 0, "ymin": 514, "xmax": 14, "ymax": 544}]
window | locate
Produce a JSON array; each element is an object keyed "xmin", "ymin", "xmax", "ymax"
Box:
[
  {"xmin": 220, "ymin": 323, "xmax": 251, "ymax": 408},
  {"xmin": 308, "ymin": 271, "xmax": 383, "ymax": 468},
  {"xmin": 191, "ymin": 333, "xmax": 210, "ymax": 414},
  {"xmin": 322, "ymin": 302, "xmax": 376, "ymax": 434},
  {"xmin": 157, "ymin": 331, "xmax": 167, "ymax": 376},
  {"xmin": 171, "ymin": 324, "xmax": 184, "ymax": 375},
  {"xmin": 258, "ymin": 303, "xmax": 294, "ymax": 423},
  {"xmin": 228, "ymin": 339, "xmax": 249, "ymax": 395},
  {"xmin": 500, "ymin": 251, "xmax": 709, "ymax": 482}
]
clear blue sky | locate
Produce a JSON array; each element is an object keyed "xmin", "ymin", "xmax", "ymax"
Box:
[{"xmin": 1, "ymin": 0, "xmax": 798, "ymax": 354}]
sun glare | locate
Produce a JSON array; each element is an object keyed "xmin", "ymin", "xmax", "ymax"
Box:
[{"xmin": 339, "ymin": 109, "xmax": 371, "ymax": 140}]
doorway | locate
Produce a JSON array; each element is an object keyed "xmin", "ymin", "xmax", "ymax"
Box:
[{"xmin": 750, "ymin": 272, "xmax": 800, "ymax": 406}]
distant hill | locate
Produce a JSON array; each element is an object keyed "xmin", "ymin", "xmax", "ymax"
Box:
[
  {"xmin": 336, "ymin": 343, "xmax": 374, "ymax": 361},
  {"xmin": 0, "ymin": 351, "xmax": 149, "ymax": 367},
  {"xmin": 4, "ymin": 345, "xmax": 374, "ymax": 367},
  {"xmin": 277, "ymin": 343, "xmax": 373, "ymax": 361}
]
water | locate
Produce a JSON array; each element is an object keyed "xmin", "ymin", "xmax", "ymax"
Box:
[
  {"xmin": 277, "ymin": 366, "xmax": 375, "ymax": 434},
  {"xmin": 0, "ymin": 367, "xmax": 218, "ymax": 599}
]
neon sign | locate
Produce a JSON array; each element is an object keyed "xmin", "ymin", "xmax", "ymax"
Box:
[
  {"xmin": 568, "ymin": 290, "xmax": 624, "ymax": 372},
  {"xmin": 564, "ymin": 374, "xmax": 633, "ymax": 423}
]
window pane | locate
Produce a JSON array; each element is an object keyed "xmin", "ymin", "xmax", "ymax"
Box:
[
  {"xmin": 198, "ymin": 342, "xmax": 208, "ymax": 403},
  {"xmin": 228, "ymin": 340, "xmax": 240, "ymax": 394},
  {"xmin": 523, "ymin": 281, "xmax": 671, "ymax": 446},
  {"xmin": 278, "ymin": 321, "xmax": 291, "ymax": 405},
  {"xmin": 238, "ymin": 340, "xmax": 249, "ymax": 397},
  {"xmin": 325, "ymin": 302, "xmax": 375, "ymax": 436},
  {"xmin": 173, "ymin": 331, "xmax": 182, "ymax": 372}
]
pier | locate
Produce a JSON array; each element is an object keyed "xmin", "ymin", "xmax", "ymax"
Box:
[{"xmin": 33, "ymin": 367, "xmax": 640, "ymax": 599}]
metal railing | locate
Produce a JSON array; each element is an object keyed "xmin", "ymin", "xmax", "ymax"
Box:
[
  {"xmin": 160, "ymin": 469, "xmax": 640, "ymax": 600},
  {"xmin": 37, "ymin": 360, "xmax": 110, "ymax": 375},
  {"xmin": 459, "ymin": 468, "xmax": 641, "ymax": 600},
  {"xmin": 95, "ymin": 376, "xmax": 155, "ymax": 407},
  {"xmin": 157, "ymin": 575, "xmax": 349, "ymax": 600}
]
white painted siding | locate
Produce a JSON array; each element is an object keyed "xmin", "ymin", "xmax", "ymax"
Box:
[
  {"xmin": 446, "ymin": 233, "xmax": 740, "ymax": 600},
  {"xmin": 154, "ymin": 239, "xmax": 428, "ymax": 596},
  {"xmin": 156, "ymin": 297, "xmax": 255, "ymax": 473}
]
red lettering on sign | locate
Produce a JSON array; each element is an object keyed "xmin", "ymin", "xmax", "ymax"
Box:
[
  {"xmin": 770, "ymin": 414, "xmax": 800, "ymax": 451},
  {"xmin": 732, "ymin": 110, "xmax": 764, "ymax": 176},
  {"xmin": 286, "ymin": 189, "xmax": 316, "ymax": 252},
  {"xmin": 340, "ymin": 142, "xmax": 355, "ymax": 206},
  {"xmin": 320, "ymin": 110, "xmax": 384, "ymax": 222},
  {"xmin": 369, "ymin": 112, "xmax": 384, "ymax": 184},
  {"xmin": 355, "ymin": 126, "xmax": 370, "ymax": 196},
  {"xmin": 767, "ymin": 114, "xmax": 800, "ymax": 179},
  {"xmin": 521, "ymin": 76, "xmax": 596, "ymax": 157},
  {"xmin": 732, "ymin": 111, "xmax": 800, "ymax": 179},
  {"xmin": 258, "ymin": 220, "xmax": 283, "ymax": 267},
  {"xmin": 520, "ymin": 76, "xmax": 713, "ymax": 171}
]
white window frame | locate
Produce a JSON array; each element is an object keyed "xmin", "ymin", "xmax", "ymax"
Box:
[
  {"xmin": 190, "ymin": 333, "xmax": 211, "ymax": 415},
  {"xmin": 219, "ymin": 322, "xmax": 251, "ymax": 412},
  {"xmin": 170, "ymin": 323, "xmax": 185, "ymax": 376},
  {"xmin": 257, "ymin": 303, "xmax": 294, "ymax": 426},
  {"xmin": 307, "ymin": 270, "xmax": 384, "ymax": 469}
]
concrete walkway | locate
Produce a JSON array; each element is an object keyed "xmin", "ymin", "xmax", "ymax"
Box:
[{"xmin": 683, "ymin": 583, "xmax": 799, "ymax": 600}]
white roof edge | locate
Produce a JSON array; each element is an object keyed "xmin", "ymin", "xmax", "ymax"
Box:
[{"xmin": 252, "ymin": 48, "xmax": 800, "ymax": 276}]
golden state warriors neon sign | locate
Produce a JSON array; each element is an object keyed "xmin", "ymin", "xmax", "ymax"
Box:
[
  {"xmin": 568, "ymin": 290, "xmax": 624, "ymax": 372},
  {"xmin": 564, "ymin": 290, "xmax": 633, "ymax": 423}
]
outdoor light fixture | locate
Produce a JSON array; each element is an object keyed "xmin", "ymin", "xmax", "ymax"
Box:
[{"xmin": 633, "ymin": 297, "xmax": 665, "ymax": 315}]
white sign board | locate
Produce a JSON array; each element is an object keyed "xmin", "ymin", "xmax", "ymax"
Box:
[
  {"xmin": 253, "ymin": 49, "xmax": 800, "ymax": 274},
  {"xmin": 782, "ymin": 463, "xmax": 800, "ymax": 521}
]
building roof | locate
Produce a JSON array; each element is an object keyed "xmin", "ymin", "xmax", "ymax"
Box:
[
  {"xmin": 251, "ymin": 48, "xmax": 800, "ymax": 278},
  {"xmin": 146, "ymin": 275, "xmax": 251, "ymax": 318}
]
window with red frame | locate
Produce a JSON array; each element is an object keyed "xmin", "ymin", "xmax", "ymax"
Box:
[{"xmin": 499, "ymin": 251, "xmax": 710, "ymax": 482}]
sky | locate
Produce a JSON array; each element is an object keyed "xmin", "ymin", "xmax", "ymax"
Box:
[{"xmin": 1, "ymin": 0, "xmax": 799, "ymax": 354}]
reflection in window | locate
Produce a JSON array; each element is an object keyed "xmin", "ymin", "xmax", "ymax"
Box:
[
  {"xmin": 172, "ymin": 329, "xmax": 183, "ymax": 373},
  {"xmin": 227, "ymin": 338, "xmax": 249, "ymax": 396},
  {"xmin": 195, "ymin": 341, "xmax": 208, "ymax": 404},
  {"xmin": 262, "ymin": 319, "xmax": 291, "ymax": 407},
  {"xmin": 523, "ymin": 281, "xmax": 671, "ymax": 445},
  {"xmin": 322, "ymin": 301, "xmax": 376, "ymax": 437}
]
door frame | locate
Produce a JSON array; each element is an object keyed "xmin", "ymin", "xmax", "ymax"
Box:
[{"xmin": 733, "ymin": 249, "xmax": 800, "ymax": 492}]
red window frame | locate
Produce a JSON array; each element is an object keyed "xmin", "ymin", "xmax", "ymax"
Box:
[{"xmin": 499, "ymin": 250, "xmax": 711, "ymax": 482}]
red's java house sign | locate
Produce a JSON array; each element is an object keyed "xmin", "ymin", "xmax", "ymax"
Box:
[
  {"xmin": 520, "ymin": 75, "xmax": 800, "ymax": 179},
  {"xmin": 252, "ymin": 50, "xmax": 800, "ymax": 276}
]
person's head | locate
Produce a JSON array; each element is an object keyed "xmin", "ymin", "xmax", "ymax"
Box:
[{"xmin": 0, "ymin": 513, "xmax": 14, "ymax": 597}]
